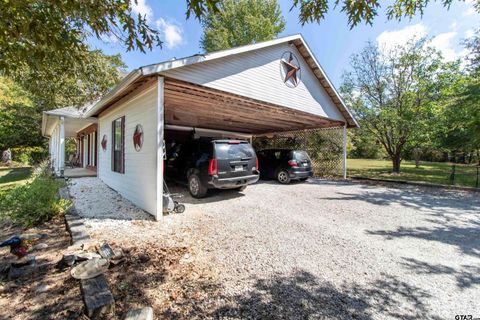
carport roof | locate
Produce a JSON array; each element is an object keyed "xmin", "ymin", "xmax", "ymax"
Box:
[{"xmin": 84, "ymin": 34, "xmax": 358, "ymax": 128}]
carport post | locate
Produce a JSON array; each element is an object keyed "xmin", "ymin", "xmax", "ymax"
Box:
[
  {"xmin": 156, "ymin": 76, "xmax": 165, "ymax": 221},
  {"xmin": 342, "ymin": 123, "xmax": 347, "ymax": 179}
]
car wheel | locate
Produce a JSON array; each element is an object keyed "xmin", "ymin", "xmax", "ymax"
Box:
[
  {"xmin": 277, "ymin": 170, "xmax": 291, "ymax": 184},
  {"xmin": 188, "ymin": 173, "xmax": 207, "ymax": 198}
]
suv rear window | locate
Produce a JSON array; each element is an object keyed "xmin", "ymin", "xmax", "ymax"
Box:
[
  {"xmin": 215, "ymin": 142, "xmax": 255, "ymax": 160},
  {"xmin": 294, "ymin": 150, "xmax": 310, "ymax": 161}
]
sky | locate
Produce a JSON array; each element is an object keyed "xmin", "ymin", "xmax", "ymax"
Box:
[{"xmin": 88, "ymin": 0, "xmax": 479, "ymax": 87}]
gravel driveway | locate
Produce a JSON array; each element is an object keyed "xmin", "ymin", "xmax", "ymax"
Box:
[{"xmin": 69, "ymin": 178, "xmax": 480, "ymax": 319}]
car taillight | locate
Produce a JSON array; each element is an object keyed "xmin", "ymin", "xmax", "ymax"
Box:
[
  {"xmin": 208, "ymin": 158, "xmax": 218, "ymax": 175},
  {"xmin": 288, "ymin": 160, "xmax": 299, "ymax": 167},
  {"xmin": 255, "ymin": 157, "xmax": 258, "ymax": 170}
]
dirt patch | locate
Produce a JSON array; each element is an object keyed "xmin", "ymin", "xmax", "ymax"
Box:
[
  {"xmin": 104, "ymin": 242, "xmax": 220, "ymax": 319},
  {"xmin": 0, "ymin": 218, "xmax": 85, "ymax": 320}
]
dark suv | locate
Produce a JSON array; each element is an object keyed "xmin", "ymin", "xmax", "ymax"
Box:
[
  {"xmin": 166, "ymin": 138, "xmax": 259, "ymax": 198},
  {"xmin": 257, "ymin": 149, "xmax": 313, "ymax": 184}
]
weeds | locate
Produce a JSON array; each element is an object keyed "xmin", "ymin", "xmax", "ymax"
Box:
[{"xmin": 0, "ymin": 161, "xmax": 71, "ymax": 226}]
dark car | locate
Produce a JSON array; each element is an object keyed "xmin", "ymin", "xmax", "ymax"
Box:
[
  {"xmin": 257, "ymin": 149, "xmax": 313, "ymax": 184},
  {"xmin": 166, "ymin": 138, "xmax": 259, "ymax": 198}
]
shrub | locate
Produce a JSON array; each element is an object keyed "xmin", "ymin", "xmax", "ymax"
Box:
[
  {"xmin": 11, "ymin": 146, "xmax": 47, "ymax": 165},
  {"xmin": 0, "ymin": 161, "xmax": 71, "ymax": 226}
]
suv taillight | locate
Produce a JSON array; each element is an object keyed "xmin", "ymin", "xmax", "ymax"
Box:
[
  {"xmin": 208, "ymin": 158, "xmax": 218, "ymax": 175},
  {"xmin": 288, "ymin": 160, "xmax": 299, "ymax": 167},
  {"xmin": 255, "ymin": 157, "xmax": 259, "ymax": 170}
]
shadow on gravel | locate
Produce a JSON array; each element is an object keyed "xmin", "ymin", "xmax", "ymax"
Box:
[
  {"xmin": 320, "ymin": 187, "xmax": 480, "ymax": 215},
  {"xmin": 401, "ymin": 257, "xmax": 480, "ymax": 289},
  {"xmin": 209, "ymin": 271, "xmax": 439, "ymax": 320},
  {"xmin": 367, "ymin": 222, "xmax": 480, "ymax": 258}
]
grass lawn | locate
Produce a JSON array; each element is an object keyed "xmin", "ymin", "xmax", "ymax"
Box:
[
  {"xmin": 0, "ymin": 166, "xmax": 33, "ymax": 193},
  {"xmin": 348, "ymin": 159, "xmax": 479, "ymax": 188}
]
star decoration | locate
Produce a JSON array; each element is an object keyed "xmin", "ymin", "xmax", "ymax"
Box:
[
  {"xmin": 101, "ymin": 135, "xmax": 107, "ymax": 151},
  {"xmin": 281, "ymin": 52, "xmax": 300, "ymax": 86},
  {"xmin": 133, "ymin": 125, "xmax": 143, "ymax": 151}
]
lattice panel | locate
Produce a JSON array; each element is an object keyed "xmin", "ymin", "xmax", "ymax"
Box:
[{"xmin": 253, "ymin": 127, "xmax": 344, "ymax": 177}]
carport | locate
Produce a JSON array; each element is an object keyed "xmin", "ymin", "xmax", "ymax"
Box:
[{"xmin": 75, "ymin": 34, "xmax": 358, "ymax": 220}]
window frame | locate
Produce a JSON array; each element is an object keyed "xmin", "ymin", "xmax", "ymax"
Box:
[{"xmin": 111, "ymin": 116, "xmax": 125, "ymax": 174}]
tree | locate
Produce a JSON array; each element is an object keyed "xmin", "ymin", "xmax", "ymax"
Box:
[
  {"xmin": 0, "ymin": 77, "xmax": 43, "ymax": 151},
  {"xmin": 342, "ymin": 39, "xmax": 444, "ymax": 173},
  {"xmin": 13, "ymin": 50, "xmax": 125, "ymax": 111},
  {"xmin": 189, "ymin": 0, "xmax": 479, "ymax": 29},
  {"xmin": 200, "ymin": 0, "xmax": 285, "ymax": 52},
  {"xmin": 0, "ymin": 1, "xmax": 159, "ymax": 76},
  {"xmin": 438, "ymin": 33, "xmax": 480, "ymax": 163},
  {"xmin": 0, "ymin": 50, "xmax": 124, "ymax": 152}
]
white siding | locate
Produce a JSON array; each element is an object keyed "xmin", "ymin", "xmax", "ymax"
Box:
[
  {"xmin": 97, "ymin": 84, "xmax": 158, "ymax": 215},
  {"xmin": 162, "ymin": 43, "xmax": 345, "ymax": 122}
]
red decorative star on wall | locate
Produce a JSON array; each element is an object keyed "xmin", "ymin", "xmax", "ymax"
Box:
[
  {"xmin": 101, "ymin": 135, "xmax": 107, "ymax": 151},
  {"xmin": 281, "ymin": 52, "xmax": 300, "ymax": 86},
  {"xmin": 133, "ymin": 124, "xmax": 143, "ymax": 151}
]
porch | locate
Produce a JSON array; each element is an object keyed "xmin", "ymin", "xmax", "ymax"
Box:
[
  {"xmin": 64, "ymin": 167, "xmax": 97, "ymax": 178},
  {"xmin": 41, "ymin": 106, "xmax": 98, "ymax": 177}
]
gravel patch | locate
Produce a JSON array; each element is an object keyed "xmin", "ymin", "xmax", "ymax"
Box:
[
  {"xmin": 68, "ymin": 177, "xmax": 154, "ymax": 233},
  {"xmin": 69, "ymin": 177, "xmax": 480, "ymax": 319}
]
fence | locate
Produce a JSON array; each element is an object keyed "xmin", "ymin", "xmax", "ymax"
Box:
[
  {"xmin": 253, "ymin": 127, "xmax": 344, "ymax": 178},
  {"xmin": 449, "ymin": 164, "xmax": 480, "ymax": 188}
]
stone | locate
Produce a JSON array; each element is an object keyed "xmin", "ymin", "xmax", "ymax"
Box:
[
  {"xmin": 81, "ymin": 275, "xmax": 115, "ymax": 318},
  {"xmin": 65, "ymin": 214, "xmax": 91, "ymax": 246},
  {"xmin": 98, "ymin": 243, "xmax": 115, "ymax": 259},
  {"xmin": 33, "ymin": 243, "xmax": 48, "ymax": 250},
  {"xmin": 8, "ymin": 259, "xmax": 36, "ymax": 279},
  {"xmin": 36, "ymin": 283, "xmax": 49, "ymax": 293},
  {"xmin": 125, "ymin": 307, "xmax": 154, "ymax": 320}
]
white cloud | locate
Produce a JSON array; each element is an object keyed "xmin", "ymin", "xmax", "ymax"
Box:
[
  {"xmin": 130, "ymin": 0, "xmax": 153, "ymax": 22},
  {"xmin": 156, "ymin": 18, "xmax": 184, "ymax": 49},
  {"xmin": 430, "ymin": 32, "xmax": 459, "ymax": 61},
  {"xmin": 376, "ymin": 23, "xmax": 428, "ymax": 51},
  {"xmin": 377, "ymin": 24, "xmax": 468, "ymax": 61}
]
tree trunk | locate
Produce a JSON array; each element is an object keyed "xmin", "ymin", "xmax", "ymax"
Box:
[
  {"xmin": 413, "ymin": 148, "xmax": 421, "ymax": 168},
  {"xmin": 392, "ymin": 155, "xmax": 402, "ymax": 173}
]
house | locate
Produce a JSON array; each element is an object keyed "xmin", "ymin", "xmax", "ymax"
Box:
[{"xmin": 42, "ymin": 34, "xmax": 358, "ymax": 220}]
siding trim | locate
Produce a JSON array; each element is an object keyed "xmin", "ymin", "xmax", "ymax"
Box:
[{"xmin": 156, "ymin": 76, "xmax": 164, "ymax": 221}]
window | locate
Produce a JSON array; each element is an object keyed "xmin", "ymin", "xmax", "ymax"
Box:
[{"xmin": 112, "ymin": 116, "xmax": 125, "ymax": 173}]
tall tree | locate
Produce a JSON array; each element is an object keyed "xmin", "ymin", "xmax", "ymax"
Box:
[
  {"xmin": 342, "ymin": 39, "xmax": 444, "ymax": 172},
  {"xmin": 200, "ymin": 0, "xmax": 285, "ymax": 52}
]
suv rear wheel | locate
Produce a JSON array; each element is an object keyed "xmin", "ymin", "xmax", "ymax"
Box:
[
  {"xmin": 277, "ymin": 169, "xmax": 291, "ymax": 184},
  {"xmin": 188, "ymin": 173, "xmax": 207, "ymax": 198}
]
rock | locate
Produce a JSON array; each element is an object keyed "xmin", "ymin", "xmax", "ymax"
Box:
[
  {"xmin": 125, "ymin": 307, "xmax": 154, "ymax": 320},
  {"xmin": 71, "ymin": 258, "xmax": 109, "ymax": 280},
  {"xmin": 98, "ymin": 243, "xmax": 115, "ymax": 259},
  {"xmin": 81, "ymin": 275, "xmax": 115, "ymax": 318},
  {"xmin": 36, "ymin": 283, "xmax": 49, "ymax": 293},
  {"xmin": 33, "ymin": 243, "xmax": 48, "ymax": 250},
  {"xmin": 8, "ymin": 258, "xmax": 37, "ymax": 279},
  {"xmin": 74, "ymin": 251, "xmax": 101, "ymax": 261}
]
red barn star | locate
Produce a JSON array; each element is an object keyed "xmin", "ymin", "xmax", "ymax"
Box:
[
  {"xmin": 101, "ymin": 135, "xmax": 107, "ymax": 151},
  {"xmin": 133, "ymin": 125, "xmax": 143, "ymax": 151},
  {"xmin": 281, "ymin": 52, "xmax": 300, "ymax": 86}
]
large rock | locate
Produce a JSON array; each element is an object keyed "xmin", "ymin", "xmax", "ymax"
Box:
[{"xmin": 81, "ymin": 275, "xmax": 115, "ymax": 318}]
